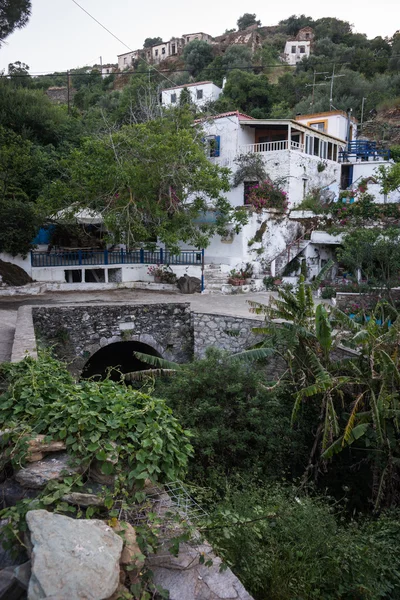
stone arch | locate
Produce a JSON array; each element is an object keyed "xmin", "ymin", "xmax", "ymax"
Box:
[{"xmin": 81, "ymin": 340, "xmax": 163, "ymax": 381}]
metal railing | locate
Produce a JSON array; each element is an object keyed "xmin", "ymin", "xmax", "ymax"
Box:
[
  {"xmin": 339, "ymin": 141, "xmax": 390, "ymax": 163},
  {"xmin": 268, "ymin": 229, "xmax": 313, "ymax": 276},
  {"xmin": 31, "ymin": 248, "xmax": 204, "ymax": 268},
  {"xmin": 239, "ymin": 140, "xmax": 305, "ymax": 154}
]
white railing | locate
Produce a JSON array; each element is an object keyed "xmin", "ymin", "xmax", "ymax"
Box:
[{"xmin": 239, "ymin": 140, "xmax": 305, "ymax": 154}]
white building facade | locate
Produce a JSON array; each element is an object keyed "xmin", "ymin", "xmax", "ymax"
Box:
[
  {"xmin": 283, "ymin": 40, "xmax": 311, "ymax": 65},
  {"xmin": 162, "ymin": 82, "xmax": 222, "ymax": 108}
]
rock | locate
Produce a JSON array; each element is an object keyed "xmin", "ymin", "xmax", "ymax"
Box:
[
  {"xmin": 0, "ymin": 561, "xmax": 30, "ymax": 600},
  {"xmin": 0, "ymin": 480, "xmax": 38, "ymax": 509},
  {"xmin": 177, "ymin": 275, "xmax": 201, "ymax": 294},
  {"xmin": 15, "ymin": 453, "xmax": 80, "ymax": 489},
  {"xmin": 26, "ymin": 509, "xmax": 123, "ymax": 600},
  {"xmin": 149, "ymin": 541, "xmax": 254, "ymax": 600},
  {"xmin": 112, "ymin": 522, "xmax": 144, "ymax": 568},
  {"xmin": 61, "ymin": 492, "xmax": 105, "ymax": 507},
  {"xmin": 26, "ymin": 436, "xmax": 66, "ymax": 462}
]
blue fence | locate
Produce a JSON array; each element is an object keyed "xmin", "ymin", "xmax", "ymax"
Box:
[
  {"xmin": 339, "ymin": 141, "xmax": 390, "ymax": 163},
  {"xmin": 31, "ymin": 248, "xmax": 204, "ymax": 268}
]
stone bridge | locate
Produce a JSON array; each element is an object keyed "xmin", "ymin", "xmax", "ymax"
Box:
[{"xmin": 29, "ymin": 303, "xmax": 278, "ymax": 378}]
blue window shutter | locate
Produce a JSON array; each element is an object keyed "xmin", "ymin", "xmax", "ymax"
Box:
[{"xmin": 214, "ymin": 135, "xmax": 220, "ymax": 157}]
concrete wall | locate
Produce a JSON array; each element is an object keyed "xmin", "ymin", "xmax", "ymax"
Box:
[
  {"xmin": 283, "ymin": 40, "xmax": 311, "ymax": 65},
  {"xmin": 349, "ymin": 161, "xmax": 400, "ymax": 203},
  {"xmin": 29, "ymin": 263, "xmax": 201, "ymax": 284},
  {"xmin": 162, "ymin": 83, "xmax": 222, "ymax": 107}
]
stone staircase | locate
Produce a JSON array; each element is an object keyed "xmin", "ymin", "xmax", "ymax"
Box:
[
  {"xmin": 203, "ymin": 264, "xmax": 229, "ymax": 293},
  {"xmin": 265, "ymin": 238, "xmax": 310, "ymax": 277}
]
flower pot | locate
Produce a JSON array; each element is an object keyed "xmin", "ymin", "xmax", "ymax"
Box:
[{"xmin": 228, "ymin": 278, "xmax": 246, "ymax": 286}]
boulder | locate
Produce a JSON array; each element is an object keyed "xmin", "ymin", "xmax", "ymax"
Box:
[
  {"xmin": 26, "ymin": 509, "xmax": 123, "ymax": 600},
  {"xmin": 61, "ymin": 492, "xmax": 105, "ymax": 507},
  {"xmin": 15, "ymin": 454, "xmax": 80, "ymax": 489},
  {"xmin": 0, "ymin": 561, "xmax": 30, "ymax": 600},
  {"xmin": 177, "ymin": 275, "xmax": 201, "ymax": 294},
  {"xmin": 0, "ymin": 479, "xmax": 38, "ymax": 509},
  {"xmin": 111, "ymin": 522, "xmax": 144, "ymax": 568},
  {"xmin": 26, "ymin": 436, "xmax": 66, "ymax": 462}
]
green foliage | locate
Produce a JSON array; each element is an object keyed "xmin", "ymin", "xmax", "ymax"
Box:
[
  {"xmin": 154, "ymin": 348, "xmax": 309, "ymax": 485},
  {"xmin": 45, "ymin": 110, "xmax": 247, "ymax": 251},
  {"xmin": 390, "ymin": 144, "xmax": 400, "ymax": 163},
  {"xmin": 219, "ymin": 71, "xmax": 273, "ymax": 118},
  {"xmin": 0, "ymin": 353, "xmax": 192, "ymax": 493},
  {"xmin": 143, "ymin": 37, "xmax": 163, "ymax": 48},
  {"xmin": 209, "ymin": 484, "xmax": 400, "ymax": 600},
  {"xmin": 221, "ymin": 45, "xmax": 252, "ymax": 72},
  {"xmin": 236, "ymin": 13, "xmax": 261, "ymax": 30},
  {"xmin": 0, "ymin": 0, "xmax": 31, "ymax": 46},
  {"xmin": 232, "ymin": 153, "xmax": 267, "ymax": 187},
  {"xmin": 337, "ymin": 228, "xmax": 400, "ymax": 291},
  {"xmin": 182, "ymin": 40, "xmax": 214, "ymax": 77}
]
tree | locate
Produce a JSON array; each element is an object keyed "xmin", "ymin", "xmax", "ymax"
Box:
[
  {"xmin": 237, "ymin": 13, "xmax": 261, "ymax": 31},
  {"xmin": 0, "ymin": 0, "xmax": 31, "ymax": 46},
  {"xmin": 314, "ymin": 17, "xmax": 352, "ymax": 44},
  {"xmin": 46, "ymin": 110, "xmax": 248, "ymax": 251},
  {"xmin": 222, "ymin": 45, "xmax": 252, "ymax": 72},
  {"xmin": 278, "ymin": 14, "xmax": 314, "ymax": 36},
  {"xmin": 7, "ymin": 61, "xmax": 30, "ymax": 87},
  {"xmin": 222, "ymin": 71, "xmax": 273, "ymax": 117},
  {"xmin": 182, "ymin": 40, "xmax": 214, "ymax": 77},
  {"xmin": 143, "ymin": 36, "xmax": 162, "ymax": 48}
]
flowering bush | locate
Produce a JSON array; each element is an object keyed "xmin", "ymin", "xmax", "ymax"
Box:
[
  {"xmin": 246, "ymin": 179, "xmax": 289, "ymax": 213},
  {"xmin": 147, "ymin": 264, "xmax": 177, "ymax": 283}
]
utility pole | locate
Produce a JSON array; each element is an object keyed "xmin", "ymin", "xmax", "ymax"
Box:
[
  {"xmin": 309, "ymin": 70, "xmax": 329, "ymax": 108},
  {"xmin": 360, "ymin": 97, "xmax": 367, "ymax": 134},
  {"xmin": 67, "ymin": 70, "xmax": 70, "ymax": 115},
  {"xmin": 326, "ymin": 64, "xmax": 345, "ymax": 110}
]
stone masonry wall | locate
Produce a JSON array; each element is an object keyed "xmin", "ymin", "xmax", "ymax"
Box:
[
  {"xmin": 33, "ymin": 303, "xmax": 193, "ymax": 375},
  {"xmin": 193, "ymin": 312, "xmax": 286, "ymax": 378}
]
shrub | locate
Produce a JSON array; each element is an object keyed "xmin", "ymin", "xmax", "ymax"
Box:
[
  {"xmin": 321, "ymin": 285, "xmax": 336, "ymax": 299},
  {"xmin": 154, "ymin": 349, "xmax": 311, "ymax": 487},
  {"xmin": 246, "ymin": 179, "xmax": 288, "ymax": 213},
  {"xmin": 209, "ymin": 484, "xmax": 400, "ymax": 600}
]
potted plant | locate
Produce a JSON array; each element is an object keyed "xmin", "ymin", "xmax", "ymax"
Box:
[
  {"xmin": 147, "ymin": 265, "xmax": 177, "ymax": 284},
  {"xmin": 228, "ymin": 269, "xmax": 246, "ymax": 286}
]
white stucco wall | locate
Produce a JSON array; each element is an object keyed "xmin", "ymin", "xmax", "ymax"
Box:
[
  {"xmin": 283, "ymin": 41, "xmax": 311, "ymax": 65},
  {"xmin": 117, "ymin": 51, "xmax": 139, "ymax": 70},
  {"xmin": 295, "ymin": 113, "xmax": 357, "ymax": 142},
  {"xmin": 162, "ymin": 83, "xmax": 222, "ymax": 107},
  {"xmin": 349, "ymin": 161, "xmax": 400, "ymax": 203}
]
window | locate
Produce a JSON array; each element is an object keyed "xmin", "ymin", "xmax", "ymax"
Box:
[
  {"xmin": 155, "ymin": 49, "xmax": 158, "ymax": 57},
  {"xmin": 196, "ymin": 89, "xmax": 203, "ymax": 100},
  {"xmin": 305, "ymin": 33, "xmax": 310, "ymax": 39},
  {"xmin": 172, "ymin": 44, "xmax": 176, "ymax": 54},
  {"xmin": 171, "ymin": 93, "xmax": 177, "ymax": 103},
  {"xmin": 206, "ymin": 135, "xmax": 220, "ymax": 158},
  {"xmin": 187, "ymin": 37, "xmax": 190, "ymax": 42},
  {"xmin": 291, "ymin": 46, "xmax": 296, "ymax": 53},
  {"xmin": 310, "ymin": 122, "xmax": 325, "ymax": 132},
  {"xmin": 299, "ymin": 46, "xmax": 305, "ymax": 54},
  {"xmin": 124, "ymin": 57, "xmax": 127, "ymax": 64},
  {"xmin": 313, "ymin": 137, "xmax": 319, "ymax": 156},
  {"xmin": 162, "ymin": 47, "xmax": 166, "ymax": 54},
  {"xmin": 305, "ymin": 135, "xmax": 312, "ymax": 154},
  {"xmin": 244, "ymin": 181, "xmax": 258, "ymax": 205}
]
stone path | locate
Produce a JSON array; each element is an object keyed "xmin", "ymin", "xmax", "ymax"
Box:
[{"xmin": 0, "ymin": 309, "xmax": 17, "ymax": 363}]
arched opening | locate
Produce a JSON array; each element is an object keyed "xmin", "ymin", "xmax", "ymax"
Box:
[{"xmin": 81, "ymin": 341, "xmax": 162, "ymax": 381}]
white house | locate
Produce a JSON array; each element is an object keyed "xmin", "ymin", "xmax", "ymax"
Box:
[
  {"xmin": 182, "ymin": 32, "xmax": 213, "ymax": 45},
  {"xmin": 162, "ymin": 82, "xmax": 222, "ymax": 108},
  {"xmin": 283, "ymin": 40, "xmax": 311, "ymax": 65},
  {"xmin": 117, "ymin": 50, "xmax": 141, "ymax": 70},
  {"xmin": 295, "ymin": 110, "xmax": 358, "ymax": 143},
  {"xmin": 193, "ymin": 110, "xmax": 345, "ymax": 268}
]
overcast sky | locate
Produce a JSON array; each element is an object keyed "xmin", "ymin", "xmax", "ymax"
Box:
[{"xmin": 0, "ymin": 0, "xmax": 398, "ymax": 74}]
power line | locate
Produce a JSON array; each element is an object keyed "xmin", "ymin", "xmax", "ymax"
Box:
[{"xmin": 70, "ymin": 0, "xmax": 133, "ymax": 52}]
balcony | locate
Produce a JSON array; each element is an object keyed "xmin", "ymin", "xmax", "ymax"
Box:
[
  {"xmin": 31, "ymin": 248, "xmax": 204, "ymax": 268},
  {"xmin": 239, "ymin": 140, "xmax": 305, "ymax": 154},
  {"xmin": 339, "ymin": 141, "xmax": 391, "ymax": 163}
]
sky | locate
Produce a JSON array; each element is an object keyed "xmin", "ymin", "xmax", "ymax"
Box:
[{"xmin": 0, "ymin": 0, "xmax": 398, "ymax": 74}]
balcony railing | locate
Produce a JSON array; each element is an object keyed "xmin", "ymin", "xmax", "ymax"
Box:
[
  {"xmin": 339, "ymin": 141, "xmax": 391, "ymax": 163},
  {"xmin": 31, "ymin": 248, "xmax": 204, "ymax": 268},
  {"xmin": 239, "ymin": 140, "xmax": 305, "ymax": 154}
]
